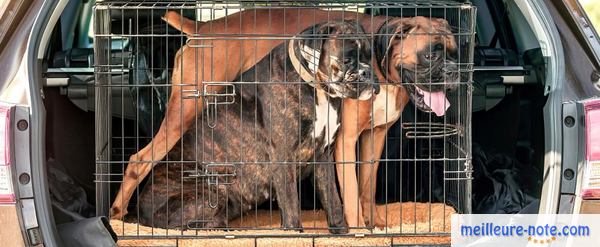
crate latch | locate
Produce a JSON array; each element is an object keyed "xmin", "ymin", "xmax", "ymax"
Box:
[{"xmin": 183, "ymin": 83, "xmax": 235, "ymax": 128}]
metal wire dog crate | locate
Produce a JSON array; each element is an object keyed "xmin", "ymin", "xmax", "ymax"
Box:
[{"xmin": 94, "ymin": 0, "xmax": 476, "ymax": 243}]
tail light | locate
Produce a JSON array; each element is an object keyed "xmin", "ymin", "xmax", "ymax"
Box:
[
  {"xmin": 0, "ymin": 103, "xmax": 15, "ymax": 204},
  {"xmin": 582, "ymin": 99, "xmax": 600, "ymax": 199}
]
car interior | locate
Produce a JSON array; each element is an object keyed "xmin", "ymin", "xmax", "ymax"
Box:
[{"xmin": 42, "ymin": 0, "xmax": 545, "ymax": 230}]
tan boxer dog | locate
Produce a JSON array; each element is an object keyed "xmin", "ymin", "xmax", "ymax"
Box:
[
  {"xmin": 110, "ymin": 9, "xmax": 458, "ymax": 229},
  {"xmin": 338, "ymin": 17, "xmax": 458, "ymax": 227}
]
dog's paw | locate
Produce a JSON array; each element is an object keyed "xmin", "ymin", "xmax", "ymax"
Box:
[
  {"xmin": 328, "ymin": 226, "xmax": 349, "ymax": 234},
  {"xmin": 365, "ymin": 214, "xmax": 387, "ymax": 229},
  {"xmin": 281, "ymin": 227, "xmax": 304, "ymax": 233},
  {"xmin": 373, "ymin": 217, "xmax": 387, "ymax": 229},
  {"xmin": 110, "ymin": 206, "xmax": 128, "ymax": 220}
]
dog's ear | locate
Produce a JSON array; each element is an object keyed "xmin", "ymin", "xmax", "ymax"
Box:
[
  {"xmin": 432, "ymin": 18, "xmax": 457, "ymax": 53},
  {"xmin": 302, "ymin": 21, "xmax": 347, "ymax": 54},
  {"xmin": 312, "ymin": 20, "xmax": 363, "ymax": 47},
  {"xmin": 296, "ymin": 21, "xmax": 349, "ymax": 75},
  {"xmin": 376, "ymin": 18, "xmax": 417, "ymax": 76}
]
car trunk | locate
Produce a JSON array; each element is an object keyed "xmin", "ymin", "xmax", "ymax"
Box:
[{"xmin": 39, "ymin": 0, "xmax": 546, "ymax": 245}]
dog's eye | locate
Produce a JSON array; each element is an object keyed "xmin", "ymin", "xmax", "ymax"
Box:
[{"xmin": 424, "ymin": 54, "xmax": 438, "ymax": 61}]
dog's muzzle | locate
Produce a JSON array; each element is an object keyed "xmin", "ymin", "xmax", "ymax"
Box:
[
  {"xmin": 342, "ymin": 62, "xmax": 378, "ymax": 100},
  {"xmin": 403, "ymin": 60, "xmax": 459, "ymax": 116}
]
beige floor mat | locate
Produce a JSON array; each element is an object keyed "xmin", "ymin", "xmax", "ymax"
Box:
[{"xmin": 111, "ymin": 202, "xmax": 454, "ymax": 246}]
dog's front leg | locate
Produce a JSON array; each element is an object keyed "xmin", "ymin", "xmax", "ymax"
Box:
[
  {"xmin": 111, "ymin": 92, "xmax": 196, "ymax": 219},
  {"xmin": 314, "ymin": 162, "xmax": 348, "ymax": 234},
  {"xmin": 272, "ymin": 163, "xmax": 301, "ymax": 230},
  {"xmin": 335, "ymin": 98, "xmax": 372, "ymax": 228},
  {"xmin": 358, "ymin": 125, "xmax": 390, "ymax": 228},
  {"xmin": 335, "ymin": 132, "xmax": 363, "ymax": 228}
]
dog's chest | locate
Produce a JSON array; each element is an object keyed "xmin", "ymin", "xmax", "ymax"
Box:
[
  {"xmin": 372, "ymin": 85, "xmax": 403, "ymax": 127},
  {"xmin": 312, "ymin": 90, "xmax": 340, "ymax": 149}
]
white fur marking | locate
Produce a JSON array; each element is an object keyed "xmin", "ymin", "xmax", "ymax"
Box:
[
  {"xmin": 358, "ymin": 62, "xmax": 370, "ymax": 74},
  {"xmin": 313, "ymin": 91, "xmax": 339, "ymax": 148},
  {"xmin": 358, "ymin": 89, "xmax": 373, "ymax": 100},
  {"xmin": 300, "ymin": 45, "xmax": 320, "ymax": 74},
  {"xmin": 372, "ymin": 86, "xmax": 402, "ymax": 126}
]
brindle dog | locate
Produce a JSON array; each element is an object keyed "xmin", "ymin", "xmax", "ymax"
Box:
[{"xmin": 137, "ymin": 21, "xmax": 376, "ymax": 234}]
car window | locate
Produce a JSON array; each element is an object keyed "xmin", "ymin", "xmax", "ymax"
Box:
[
  {"xmin": 581, "ymin": 0, "xmax": 600, "ymax": 31},
  {"xmin": 0, "ymin": 1, "xmax": 19, "ymax": 45},
  {"xmin": 0, "ymin": 0, "xmax": 31, "ymax": 53},
  {"xmin": 565, "ymin": 0, "xmax": 600, "ymax": 70},
  {"xmin": 0, "ymin": 2, "xmax": 9, "ymax": 17}
]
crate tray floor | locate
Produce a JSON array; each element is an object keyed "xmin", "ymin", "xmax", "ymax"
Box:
[{"xmin": 111, "ymin": 202, "xmax": 454, "ymax": 246}]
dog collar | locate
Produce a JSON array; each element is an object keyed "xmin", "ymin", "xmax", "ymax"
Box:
[{"xmin": 287, "ymin": 39, "xmax": 320, "ymax": 87}]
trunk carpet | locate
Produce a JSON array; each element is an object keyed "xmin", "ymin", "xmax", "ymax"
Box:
[{"xmin": 111, "ymin": 202, "xmax": 454, "ymax": 246}]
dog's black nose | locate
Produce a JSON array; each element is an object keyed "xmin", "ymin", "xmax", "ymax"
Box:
[
  {"xmin": 444, "ymin": 69, "xmax": 456, "ymax": 76},
  {"xmin": 444, "ymin": 63, "xmax": 458, "ymax": 75},
  {"xmin": 358, "ymin": 69, "xmax": 371, "ymax": 81},
  {"xmin": 373, "ymin": 84, "xmax": 381, "ymax": 94}
]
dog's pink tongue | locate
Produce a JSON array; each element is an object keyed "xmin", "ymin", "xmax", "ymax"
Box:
[{"xmin": 419, "ymin": 88, "xmax": 451, "ymax": 116}]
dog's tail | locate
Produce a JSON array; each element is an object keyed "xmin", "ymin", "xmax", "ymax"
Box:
[{"xmin": 162, "ymin": 11, "xmax": 204, "ymax": 35}]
